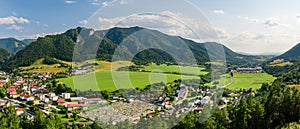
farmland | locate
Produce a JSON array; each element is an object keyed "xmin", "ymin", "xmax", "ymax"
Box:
[
  {"xmin": 226, "ymin": 73, "xmax": 276, "ymax": 90},
  {"xmin": 142, "ymin": 64, "xmax": 208, "ymax": 75},
  {"xmin": 59, "ymin": 70, "xmax": 199, "ymax": 91},
  {"xmin": 58, "ymin": 62, "xmax": 201, "ymax": 91}
]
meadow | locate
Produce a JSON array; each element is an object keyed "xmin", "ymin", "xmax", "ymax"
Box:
[
  {"xmin": 58, "ymin": 61, "xmax": 201, "ymax": 91},
  {"xmin": 226, "ymin": 73, "xmax": 276, "ymax": 90},
  {"xmin": 58, "ymin": 70, "xmax": 199, "ymax": 91},
  {"xmin": 20, "ymin": 59, "xmax": 69, "ymax": 73},
  {"xmin": 142, "ymin": 64, "xmax": 208, "ymax": 75}
]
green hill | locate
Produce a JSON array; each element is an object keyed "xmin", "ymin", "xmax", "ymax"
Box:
[
  {"xmin": 276, "ymin": 43, "xmax": 300, "ymax": 60},
  {"xmin": 2, "ymin": 26, "xmax": 266, "ymax": 71}
]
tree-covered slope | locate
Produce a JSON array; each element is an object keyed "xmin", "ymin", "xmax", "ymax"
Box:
[
  {"xmin": 2, "ymin": 26, "xmax": 261, "ymax": 70},
  {"xmin": 275, "ymin": 43, "xmax": 300, "ymax": 60}
]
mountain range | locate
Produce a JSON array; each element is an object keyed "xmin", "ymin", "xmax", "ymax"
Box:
[
  {"xmin": 0, "ymin": 26, "xmax": 297, "ymax": 71},
  {"xmin": 0, "ymin": 38, "xmax": 35, "ymax": 54}
]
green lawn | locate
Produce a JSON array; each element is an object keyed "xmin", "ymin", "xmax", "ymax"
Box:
[
  {"xmin": 142, "ymin": 64, "xmax": 208, "ymax": 75},
  {"xmin": 226, "ymin": 73, "xmax": 276, "ymax": 90},
  {"xmin": 58, "ymin": 70, "xmax": 199, "ymax": 91}
]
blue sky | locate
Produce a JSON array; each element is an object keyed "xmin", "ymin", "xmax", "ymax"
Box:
[{"xmin": 1, "ymin": 0, "xmax": 300, "ymax": 54}]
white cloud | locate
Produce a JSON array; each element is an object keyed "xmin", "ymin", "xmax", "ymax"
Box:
[
  {"xmin": 91, "ymin": 11, "xmax": 218, "ymax": 42},
  {"xmin": 65, "ymin": 0, "xmax": 76, "ymax": 4},
  {"xmin": 91, "ymin": 0, "xmax": 100, "ymax": 5},
  {"xmin": 0, "ymin": 16, "xmax": 30, "ymax": 25},
  {"xmin": 102, "ymin": 1, "xmax": 108, "ymax": 7},
  {"xmin": 264, "ymin": 18, "xmax": 279, "ymax": 27},
  {"xmin": 213, "ymin": 10, "xmax": 224, "ymax": 14},
  {"xmin": 27, "ymin": 32, "xmax": 64, "ymax": 39},
  {"xmin": 6, "ymin": 25, "xmax": 24, "ymax": 31},
  {"xmin": 237, "ymin": 16, "xmax": 259, "ymax": 23},
  {"xmin": 79, "ymin": 20, "xmax": 88, "ymax": 25}
]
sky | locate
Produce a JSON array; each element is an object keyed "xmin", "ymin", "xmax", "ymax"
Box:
[{"xmin": 1, "ymin": 0, "xmax": 300, "ymax": 54}]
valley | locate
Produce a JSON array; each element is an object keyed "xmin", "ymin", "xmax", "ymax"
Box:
[{"xmin": 0, "ymin": 26, "xmax": 299, "ymax": 128}]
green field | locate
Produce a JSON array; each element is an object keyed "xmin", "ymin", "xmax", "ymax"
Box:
[
  {"xmin": 59, "ymin": 70, "xmax": 199, "ymax": 91},
  {"xmin": 226, "ymin": 73, "xmax": 276, "ymax": 90},
  {"xmin": 58, "ymin": 62, "xmax": 204, "ymax": 91},
  {"xmin": 142, "ymin": 64, "xmax": 208, "ymax": 75}
]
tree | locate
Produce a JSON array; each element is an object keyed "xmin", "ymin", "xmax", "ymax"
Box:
[
  {"xmin": 232, "ymin": 98, "xmax": 251, "ymax": 129},
  {"xmin": 20, "ymin": 111, "xmax": 32, "ymax": 129},
  {"xmin": 33, "ymin": 110, "xmax": 47, "ymax": 129},
  {"xmin": 0, "ymin": 104, "xmax": 21, "ymax": 129}
]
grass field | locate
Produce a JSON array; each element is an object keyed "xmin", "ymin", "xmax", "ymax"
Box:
[
  {"xmin": 59, "ymin": 71, "xmax": 199, "ymax": 91},
  {"xmin": 20, "ymin": 59, "xmax": 69, "ymax": 73},
  {"xmin": 142, "ymin": 64, "xmax": 208, "ymax": 75},
  {"xmin": 58, "ymin": 62, "xmax": 200, "ymax": 91},
  {"xmin": 226, "ymin": 73, "xmax": 276, "ymax": 90}
]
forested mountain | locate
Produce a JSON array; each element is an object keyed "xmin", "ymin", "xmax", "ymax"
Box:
[
  {"xmin": 0, "ymin": 38, "xmax": 34, "ymax": 54},
  {"xmin": 263, "ymin": 42, "xmax": 300, "ymax": 84},
  {"xmin": 2, "ymin": 27, "xmax": 265, "ymax": 71},
  {"xmin": 0, "ymin": 48, "xmax": 10, "ymax": 63},
  {"xmin": 275, "ymin": 43, "xmax": 300, "ymax": 60}
]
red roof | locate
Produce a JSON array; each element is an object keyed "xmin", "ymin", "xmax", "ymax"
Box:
[
  {"xmin": 16, "ymin": 108, "xmax": 24, "ymax": 112},
  {"xmin": 0, "ymin": 82, "xmax": 6, "ymax": 87},
  {"xmin": 21, "ymin": 94, "xmax": 33, "ymax": 98},
  {"xmin": 67, "ymin": 104, "xmax": 88, "ymax": 107},
  {"xmin": 197, "ymin": 105, "xmax": 204, "ymax": 110},
  {"xmin": 7, "ymin": 85, "xmax": 17, "ymax": 89},
  {"xmin": 57, "ymin": 98, "xmax": 65, "ymax": 103}
]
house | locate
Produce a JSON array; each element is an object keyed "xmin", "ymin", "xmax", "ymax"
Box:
[
  {"xmin": 57, "ymin": 98, "xmax": 66, "ymax": 106},
  {"xmin": 16, "ymin": 108, "xmax": 24, "ymax": 116},
  {"xmin": 0, "ymin": 100, "xmax": 7, "ymax": 106},
  {"xmin": 85, "ymin": 98, "xmax": 102, "ymax": 104},
  {"xmin": 20, "ymin": 94, "xmax": 35, "ymax": 101},
  {"xmin": 33, "ymin": 100, "xmax": 40, "ymax": 105},
  {"xmin": 62, "ymin": 93, "xmax": 71, "ymax": 99},
  {"xmin": 9, "ymin": 92, "xmax": 20, "ymax": 98},
  {"xmin": 50, "ymin": 96, "xmax": 59, "ymax": 101},
  {"xmin": 70, "ymin": 97, "xmax": 86, "ymax": 102},
  {"xmin": 38, "ymin": 94, "xmax": 46, "ymax": 100},
  {"xmin": 0, "ymin": 82, "xmax": 6, "ymax": 87},
  {"xmin": 125, "ymin": 98, "xmax": 134, "ymax": 103},
  {"xmin": 67, "ymin": 104, "xmax": 88, "ymax": 110},
  {"xmin": 236, "ymin": 67, "xmax": 263, "ymax": 73},
  {"xmin": 42, "ymin": 98, "xmax": 50, "ymax": 103},
  {"xmin": 112, "ymin": 95, "xmax": 119, "ymax": 100},
  {"xmin": 48, "ymin": 93, "xmax": 56, "ymax": 98},
  {"xmin": 6, "ymin": 85, "xmax": 17, "ymax": 94},
  {"xmin": 67, "ymin": 113, "xmax": 73, "ymax": 118},
  {"xmin": 147, "ymin": 113, "xmax": 154, "ymax": 118},
  {"xmin": 194, "ymin": 105, "xmax": 204, "ymax": 111}
]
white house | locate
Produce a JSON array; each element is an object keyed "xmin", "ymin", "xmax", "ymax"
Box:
[{"xmin": 62, "ymin": 93, "xmax": 71, "ymax": 99}]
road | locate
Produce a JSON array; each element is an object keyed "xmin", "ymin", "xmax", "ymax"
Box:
[{"xmin": 222, "ymin": 76, "xmax": 233, "ymax": 88}]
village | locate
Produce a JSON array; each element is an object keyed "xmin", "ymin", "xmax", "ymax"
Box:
[{"xmin": 0, "ymin": 71, "xmax": 257, "ymax": 126}]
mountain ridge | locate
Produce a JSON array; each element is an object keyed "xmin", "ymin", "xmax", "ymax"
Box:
[
  {"xmin": 0, "ymin": 38, "xmax": 35, "ymax": 54},
  {"xmin": 1, "ymin": 26, "xmax": 269, "ymax": 71}
]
